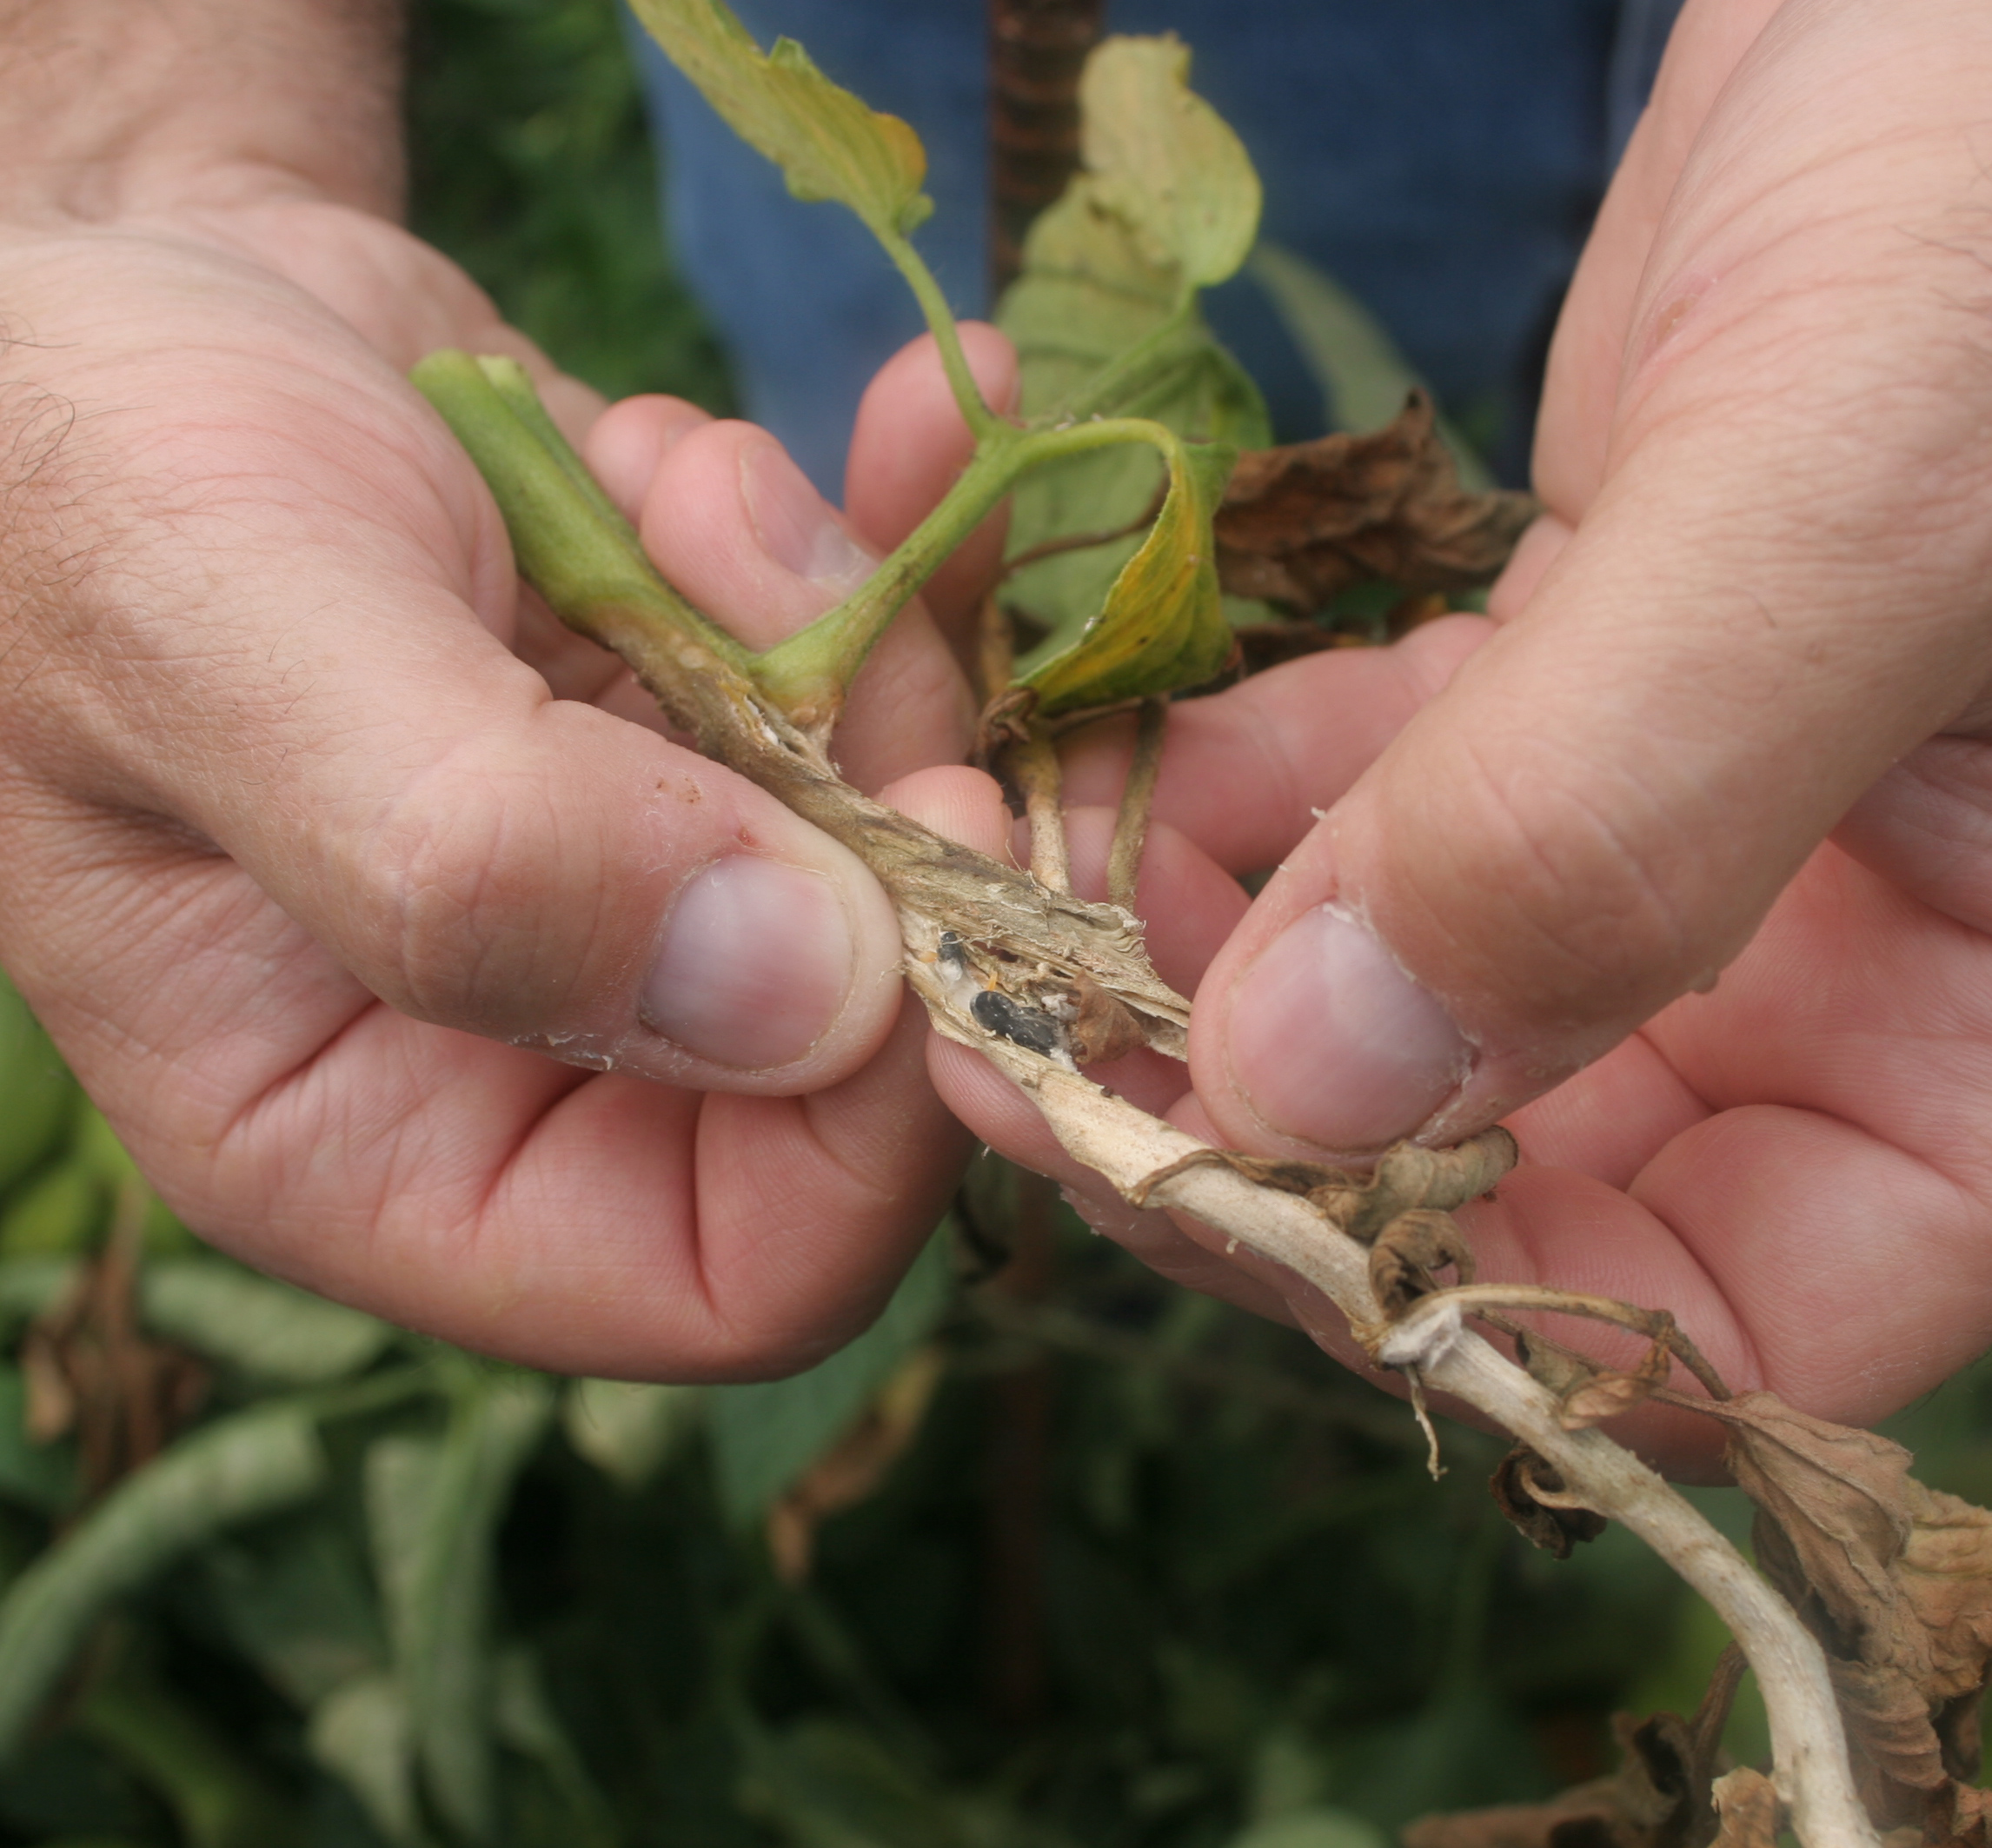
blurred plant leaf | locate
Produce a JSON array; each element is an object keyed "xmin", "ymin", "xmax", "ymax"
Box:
[
  {"xmin": 626, "ymin": 0, "xmax": 930, "ymax": 238},
  {"xmin": 1078, "ymin": 36, "xmax": 1258, "ymax": 292},
  {"xmin": 1213, "ymin": 394, "xmax": 1535, "ymax": 616},
  {"xmin": 493, "ymin": 1644, "xmax": 617, "ymax": 1839},
  {"xmin": 309, "ymin": 1671, "xmax": 428, "ymax": 1848},
  {"xmin": 1019, "ymin": 435, "xmax": 1237, "ymax": 714},
  {"xmin": 367, "ymin": 1373, "xmax": 553, "ymax": 1842},
  {"xmin": 0, "ymin": 1403, "xmax": 327, "ymax": 1756},
  {"xmin": 767, "ymin": 1346, "xmax": 945, "ymax": 1584},
  {"xmin": 1226, "ymin": 1810, "xmax": 1390, "ymax": 1848},
  {"xmin": 998, "ymin": 40, "xmax": 1270, "ymax": 651},
  {"xmin": 1250, "ymin": 243, "xmax": 1492, "ymax": 489},
  {"xmin": 201, "ymin": 1517, "xmax": 388, "ymax": 1709},
  {"xmin": 708, "ymin": 1228, "xmax": 952, "ymax": 1529},
  {"xmin": 739, "ymin": 1715, "xmax": 1069, "ymax": 1848},
  {"xmin": 561, "ymin": 1376, "xmax": 704, "ymax": 1490},
  {"xmin": 141, "ymin": 1260, "xmax": 394, "ymax": 1386},
  {"xmin": 0, "ymin": 1164, "xmax": 101, "ymax": 1261},
  {"xmin": 0, "ymin": 1363, "xmax": 76, "ymax": 1512},
  {"xmin": 0, "ymin": 973, "xmax": 76, "ymax": 1197},
  {"xmin": 77, "ymin": 1665, "xmax": 295, "ymax": 1848}
]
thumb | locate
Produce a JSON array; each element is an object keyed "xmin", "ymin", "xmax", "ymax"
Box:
[{"xmin": 1191, "ymin": 43, "xmax": 1992, "ymax": 1153}]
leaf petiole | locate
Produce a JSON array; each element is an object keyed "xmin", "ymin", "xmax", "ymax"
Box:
[{"xmin": 754, "ymin": 413, "xmax": 1188, "ymax": 719}]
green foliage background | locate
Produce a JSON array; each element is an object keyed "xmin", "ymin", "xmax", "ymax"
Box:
[{"xmin": 0, "ymin": 4, "xmax": 1987, "ymax": 1847}]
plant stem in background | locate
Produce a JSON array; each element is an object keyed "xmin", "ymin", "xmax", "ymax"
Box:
[{"xmin": 988, "ymin": 0, "xmax": 1105, "ymax": 293}]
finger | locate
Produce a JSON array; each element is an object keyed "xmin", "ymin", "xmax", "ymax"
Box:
[
  {"xmin": 1531, "ymin": 0, "xmax": 1782, "ymax": 513},
  {"xmin": 583, "ymin": 393, "xmax": 714, "ymax": 519},
  {"xmin": 1, "ymin": 794, "xmax": 969, "ymax": 1377},
  {"xmin": 12, "ymin": 382, "xmax": 912, "ymax": 1100},
  {"xmin": 843, "ymin": 322, "xmax": 1018, "ymax": 646},
  {"xmin": 1193, "ymin": 9, "xmax": 1992, "ymax": 1158},
  {"xmin": 1059, "ymin": 616, "xmax": 1489, "ymax": 874},
  {"xmin": 638, "ymin": 419, "xmax": 975, "ymax": 792},
  {"xmin": 882, "ymin": 769, "xmax": 1288, "ymax": 1322}
]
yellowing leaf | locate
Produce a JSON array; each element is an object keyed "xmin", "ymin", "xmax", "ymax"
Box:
[
  {"xmin": 1079, "ymin": 37, "xmax": 1259, "ymax": 290},
  {"xmin": 627, "ymin": 0, "xmax": 930, "ymax": 238},
  {"xmin": 1020, "ymin": 437, "xmax": 1236, "ymax": 715}
]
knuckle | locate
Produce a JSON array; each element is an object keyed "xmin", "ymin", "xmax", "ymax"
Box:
[
  {"xmin": 349, "ymin": 732, "xmax": 604, "ymax": 1035},
  {"xmin": 1411, "ymin": 732, "xmax": 1705, "ymax": 1027}
]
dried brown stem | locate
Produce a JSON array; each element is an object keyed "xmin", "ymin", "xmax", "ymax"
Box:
[
  {"xmin": 1433, "ymin": 1282, "xmax": 1733, "ymax": 1403},
  {"xmin": 1108, "ymin": 697, "xmax": 1165, "ymax": 913},
  {"xmin": 1010, "ymin": 723, "xmax": 1072, "ymax": 894},
  {"xmin": 571, "ymin": 594, "xmax": 1876, "ymax": 1848}
]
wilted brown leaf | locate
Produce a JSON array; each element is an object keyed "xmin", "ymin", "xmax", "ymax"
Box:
[
  {"xmin": 1212, "ymin": 391, "xmax": 1537, "ymax": 615},
  {"xmin": 1491, "ymin": 1446, "xmax": 1607, "ymax": 1561},
  {"xmin": 1370, "ymin": 1208, "xmax": 1476, "ymax": 1317},
  {"xmin": 1693, "ymin": 1392, "xmax": 1992, "ymax": 1825}
]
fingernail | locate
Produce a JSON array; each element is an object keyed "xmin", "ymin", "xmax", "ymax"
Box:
[
  {"xmin": 641, "ymin": 856, "xmax": 857, "ymax": 1069},
  {"xmin": 1225, "ymin": 905, "xmax": 1471, "ymax": 1150},
  {"xmin": 741, "ymin": 439, "xmax": 872, "ymax": 588}
]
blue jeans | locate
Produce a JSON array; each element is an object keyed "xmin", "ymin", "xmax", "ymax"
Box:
[{"xmin": 627, "ymin": 0, "xmax": 1684, "ymax": 492}]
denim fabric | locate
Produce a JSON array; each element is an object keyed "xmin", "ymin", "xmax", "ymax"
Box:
[{"xmin": 626, "ymin": 1, "xmax": 1686, "ymax": 492}]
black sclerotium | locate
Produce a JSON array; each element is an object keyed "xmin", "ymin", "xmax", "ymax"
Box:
[{"xmin": 971, "ymin": 987, "xmax": 1065, "ymax": 1055}]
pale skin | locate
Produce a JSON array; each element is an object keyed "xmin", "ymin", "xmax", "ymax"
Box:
[
  {"xmin": 0, "ymin": 0, "xmax": 1013, "ymax": 1379},
  {"xmin": 7, "ymin": 0, "xmax": 1992, "ymax": 1467},
  {"xmin": 925, "ymin": 0, "xmax": 1992, "ymax": 1471}
]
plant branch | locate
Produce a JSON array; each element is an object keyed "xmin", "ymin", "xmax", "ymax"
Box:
[
  {"xmin": 426, "ymin": 362, "xmax": 1876, "ymax": 1848},
  {"xmin": 1010, "ymin": 724, "xmax": 1072, "ymax": 894},
  {"xmin": 880, "ymin": 229, "xmax": 999, "ymax": 440},
  {"xmin": 1107, "ymin": 696, "xmax": 1165, "ymax": 912}
]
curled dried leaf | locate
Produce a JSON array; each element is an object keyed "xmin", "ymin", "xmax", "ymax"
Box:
[
  {"xmin": 1556, "ymin": 1333, "xmax": 1677, "ymax": 1433},
  {"xmin": 1491, "ymin": 1446, "xmax": 1608, "ymax": 1561},
  {"xmin": 1369, "ymin": 1208, "xmax": 1476, "ymax": 1319},
  {"xmin": 1212, "ymin": 391, "xmax": 1537, "ymax": 614}
]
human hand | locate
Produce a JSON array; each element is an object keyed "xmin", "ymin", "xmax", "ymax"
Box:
[
  {"xmin": 916, "ymin": 0, "xmax": 1992, "ymax": 1464},
  {"xmin": 0, "ymin": 6, "xmax": 1017, "ymax": 1376}
]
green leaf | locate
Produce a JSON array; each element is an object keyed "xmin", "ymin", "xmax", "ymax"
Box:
[
  {"xmin": 492, "ymin": 1645, "xmax": 617, "ymax": 1839},
  {"xmin": 1019, "ymin": 436, "xmax": 1237, "ymax": 715},
  {"xmin": 77, "ymin": 1668, "xmax": 295, "ymax": 1848},
  {"xmin": 1250, "ymin": 242, "xmax": 1493, "ymax": 491},
  {"xmin": 141, "ymin": 1260, "xmax": 395, "ymax": 1386},
  {"xmin": 366, "ymin": 1375, "xmax": 553, "ymax": 1843},
  {"xmin": 201, "ymin": 1518, "xmax": 389, "ymax": 1709},
  {"xmin": 707, "ymin": 1228, "xmax": 951, "ymax": 1527},
  {"xmin": 1225, "ymin": 1812, "xmax": 1390, "ymax": 1848},
  {"xmin": 738, "ymin": 1717, "xmax": 1066, "ymax": 1848},
  {"xmin": 308, "ymin": 1672, "xmax": 429, "ymax": 1848},
  {"xmin": 626, "ymin": 0, "xmax": 930, "ymax": 237},
  {"xmin": 1078, "ymin": 36, "xmax": 1258, "ymax": 291},
  {"xmin": 561, "ymin": 1377, "xmax": 703, "ymax": 1490},
  {"xmin": 0, "ymin": 1162, "xmax": 101, "ymax": 1260},
  {"xmin": 0, "ymin": 971, "xmax": 76, "ymax": 1197},
  {"xmin": 996, "ymin": 38, "xmax": 1269, "ymax": 650},
  {"xmin": 0, "ymin": 1405, "xmax": 329, "ymax": 1758}
]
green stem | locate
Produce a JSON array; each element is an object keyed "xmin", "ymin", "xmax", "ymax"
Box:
[
  {"xmin": 411, "ymin": 350, "xmax": 753, "ymax": 674},
  {"xmin": 880, "ymin": 230, "xmax": 998, "ymax": 440},
  {"xmin": 755, "ymin": 413, "xmax": 1180, "ymax": 716}
]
